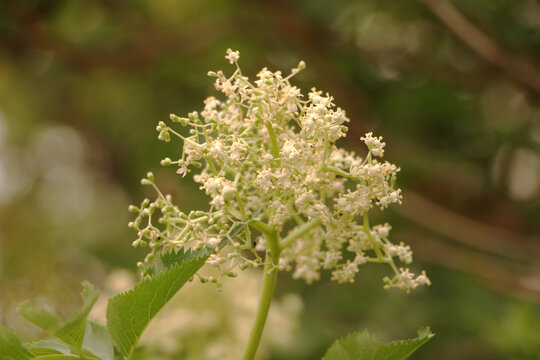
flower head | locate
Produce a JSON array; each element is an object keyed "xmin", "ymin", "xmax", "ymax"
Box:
[{"xmin": 129, "ymin": 49, "xmax": 429, "ymax": 291}]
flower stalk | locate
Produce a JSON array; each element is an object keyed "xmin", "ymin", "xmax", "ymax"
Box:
[{"xmin": 241, "ymin": 229, "xmax": 280, "ymax": 360}]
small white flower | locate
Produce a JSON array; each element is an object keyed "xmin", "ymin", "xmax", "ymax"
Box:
[
  {"xmin": 415, "ymin": 271, "xmax": 431, "ymax": 286},
  {"xmin": 208, "ymin": 236, "xmax": 221, "ymax": 248},
  {"xmin": 281, "ymin": 139, "xmax": 300, "ymax": 160},
  {"xmin": 209, "ymin": 139, "xmax": 228, "ymax": 161},
  {"xmin": 225, "ymin": 48, "xmax": 240, "ymax": 64},
  {"xmin": 176, "ymin": 165, "xmax": 188, "ymax": 177},
  {"xmin": 230, "ymin": 140, "xmax": 247, "ymax": 161},
  {"xmin": 293, "ymin": 256, "xmax": 321, "ymax": 284},
  {"xmin": 353, "ymin": 254, "xmax": 367, "ymax": 265},
  {"xmin": 361, "ymin": 132, "xmax": 386, "ymax": 157},
  {"xmin": 323, "ymin": 251, "xmax": 341, "ymax": 269},
  {"xmin": 207, "ymin": 254, "xmax": 222, "ymax": 266},
  {"xmin": 253, "ymin": 168, "xmax": 274, "ymax": 191},
  {"xmin": 222, "ymin": 184, "xmax": 237, "ymax": 198},
  {"xmin": 272, "ymin": 202, "xmax": 289, "ymax": 227},
  {"xmin": 202, "ymin": 176, "xmax": 225, "ymax": 195},
  {"xmin": 374, "ymin": 223, "xmax": 391, "ymax": 238},
  {"xmin": 210, "ymin": 194, "xmax": 224, "ymax": 207}
]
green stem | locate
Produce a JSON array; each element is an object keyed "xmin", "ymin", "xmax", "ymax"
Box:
[
  {"xmin": 241, "ymin": 230, "xmax": 280, "ymax": 360},
  {"xmin": 205, "ymin": 157, "xmax": 218, "ymax": 174},
  {"xmin": 280, "ymin": 218, "xmax": 321, "ymax": 250},
  {"xmin": 364, "ymin": 213, "xmax": 384, "ymax": 261},
  {"xmin": 322, "ymin": 165, "xmax": 352, "ymax": 179},
  {"xmin": 249, "ymin": 220, "xmax": 275, "ymax": 235},
  {"xmin": 265, "ymin": 120, "xmax": 280, "ymax": 161}
]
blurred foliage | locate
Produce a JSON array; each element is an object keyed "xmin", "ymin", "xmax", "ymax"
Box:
[{"xmin": 1, "ymin": 0, "xmax": 540, "ymax": 359}]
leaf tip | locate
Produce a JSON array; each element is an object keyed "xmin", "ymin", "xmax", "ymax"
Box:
[{"xmin": 417, "ymin": 326, "xmax": 434, "ymax": 340}]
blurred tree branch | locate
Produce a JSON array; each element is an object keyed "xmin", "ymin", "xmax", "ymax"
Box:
[
  {"xmin": 396, "ymin": 192, "xmax": 540, "ymax": 265},
  {"xmin": 418, "ymin": 0, "xmax": 540, "ymax": 94},
  {"xmin": 403, "ymin": 233, "xmax": 540, "ymax": 302}
]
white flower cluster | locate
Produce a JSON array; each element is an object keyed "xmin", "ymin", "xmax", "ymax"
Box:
[{"xmin": 129, "ymin": 49, "xmax": 429, "ymax": 292}]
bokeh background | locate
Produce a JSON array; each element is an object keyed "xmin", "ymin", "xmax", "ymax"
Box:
[{"xmin": 1, "ymin": 0, "xmax": 540, "ymax": 359}]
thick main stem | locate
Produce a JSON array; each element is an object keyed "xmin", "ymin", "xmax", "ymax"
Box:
[{"xmin": 241, "ymin": 230, "xmax": 280, "ymax": 360}]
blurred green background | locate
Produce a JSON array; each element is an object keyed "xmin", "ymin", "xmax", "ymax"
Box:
[{"xmin": 1, "ymin": 0, "xmax": 540, "ymax": 359}]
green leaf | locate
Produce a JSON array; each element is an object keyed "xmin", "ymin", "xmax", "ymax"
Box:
[
  {"xmin": 17, "ymin": 281, "xmax": 100, "ymax": 351},
  {"xmin": 322, "ymin": 327, "xmax": 434, "ymax": 360},
  {"xmin": 106, "ymin": 247, "xmax": 211, "ymax": 359},
  {"xmin": 55, "ymin": 281, "xmax": 99, "ymax": 348},
  {"xmin": 17, "ymin": 302, "xmax": 63, "ymax": 333},
  {"xmin": 82, "ymin": 321, "xmax": 114, "ymax": 360},
  {"xmin": 25, "ymin": 339, "xmax": 70, "ymax": 356},
  {"xmin": 0, "ymin": 326, "xmax": 34, "ymax": 360}
]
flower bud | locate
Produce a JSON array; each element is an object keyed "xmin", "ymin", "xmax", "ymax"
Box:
[{"xmin": 161, "ymin": 157, "xmax": 172, "ymax": 166}]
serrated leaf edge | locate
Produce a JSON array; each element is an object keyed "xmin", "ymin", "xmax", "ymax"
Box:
[
  {"xmin": 106, "ymin": 248, "xmax": 210, "ymax": 358},
  {"xmin": 322, "ymin": 327, "xmax": 434, "ymax": 360}
]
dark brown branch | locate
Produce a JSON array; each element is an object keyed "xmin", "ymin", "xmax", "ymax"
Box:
[
  {"xmin": 403, "ymin": 232, "xmax": 540, "ymax": 302},
  {"xmin": 396, "ymin": 192, "xmax": 540, "ymax": 264},
  {"xmin": 419, "ymin": 0, "xmax": 540, "ymax": 94}
]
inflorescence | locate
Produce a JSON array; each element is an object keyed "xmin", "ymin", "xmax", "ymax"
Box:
[{"xmin": 129, "ymin": 49, "xmax": 430, "ymax": 292}]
